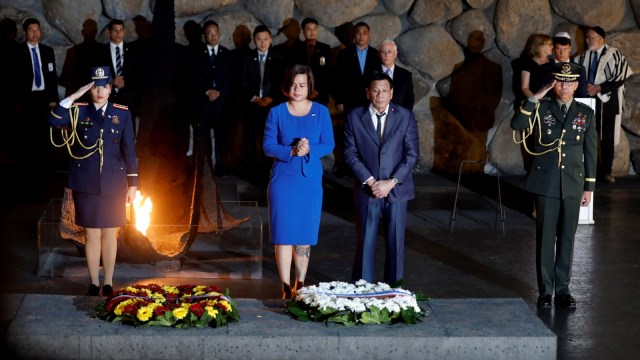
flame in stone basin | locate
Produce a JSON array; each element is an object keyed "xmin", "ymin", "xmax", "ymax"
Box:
[{"xmin": 131, "ymin": 190, "xmax": 152, "ymax": 236}]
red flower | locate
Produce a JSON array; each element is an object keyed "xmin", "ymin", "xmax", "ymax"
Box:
[
  {"xmin": 189, "ymin": 303, "xmax": 205, "ymax": 317},
  {"xmin": 154, "ymin": 306, "xmax": 168, "ymax": 317}
]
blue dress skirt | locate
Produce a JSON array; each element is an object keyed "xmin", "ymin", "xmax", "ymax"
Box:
[
  {"xmin": 267, "ymin": 172, "xmax": 323, "ymax": 245},
  {"xmin": 73, "ymin": 191, "xmax": 127, "ymax": 228}
]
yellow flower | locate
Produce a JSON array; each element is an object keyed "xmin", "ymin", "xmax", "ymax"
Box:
[
  {"xmin": 137, "ymin": 306, "xmax": 154, "ymax": 322},
  {"xmin": 150, "ymin": 292, "xmax": 166, "ymax": 302},
  {"xmin": 172, "ymin": 307, "xmax": 188, "ymax": 319},
  {"xmin": 162, "ymin": 285, "xmax": 179, "ymax": 294},
  {"xmin": 193, "ymin": 285, "xmax": 207, "ymax": 295},
  {"xmin": 205, "ymin": 306, "xmax": 218, "ymax": 318},
  {"xmin": 218, "ymin": 300, "xmax": 231, "ymax": 312},
  {"xmin": 114, "ymin": 299, "xmax": 137, "ymax": 316}
]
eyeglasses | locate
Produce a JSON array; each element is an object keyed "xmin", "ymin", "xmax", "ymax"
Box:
[
  {"xmin": 586, "ymin": 36, "xmax": 601, "ymax": 40},
  {"xmin": 205, "ymin": 31, "xmax": 219, "ymax": 36}
]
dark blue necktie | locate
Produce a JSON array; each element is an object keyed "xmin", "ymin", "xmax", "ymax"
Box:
[
  {"xmin": 588, "ymin": 53, "xmax": 598, "ymax": 84},
  {"xmin": 115, "ymin": 46, "xmax": 123, "ymax": 76},
  {"xmin": 376, "ymin": 112, "xmax": 386, "ymax": 139},
  {"xmin": 31, "ymin": 47, "xmax": 42, "ymax": 88}
]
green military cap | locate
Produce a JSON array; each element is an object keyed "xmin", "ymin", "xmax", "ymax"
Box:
[{"xmin": 552, "ymin": 62, "xmax": 583, "ymax": 82}]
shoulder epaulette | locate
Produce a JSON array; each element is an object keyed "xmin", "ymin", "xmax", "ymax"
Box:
[
  {"xmin": 73, "ymin": 102, "xmax": 88, "ymax": 106},
  {"xmin": 113, "ymin": 103, "xmax": 129, "ymax": 110}
]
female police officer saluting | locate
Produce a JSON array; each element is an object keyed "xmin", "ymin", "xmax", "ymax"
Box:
[{"xmin": 48, "ymin": 66, "xmax": 138, "ymax": 296}]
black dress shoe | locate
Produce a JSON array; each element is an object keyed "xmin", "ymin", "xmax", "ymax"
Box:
[
  {"xmin": 537, "ymin": 294, "xmax": 552, "ymax": 309},
  {"xmin": 554, "ymin": 294, "xmax": 577, "ymax": 308},
  {"xmin": 87, "ymin": 284, "xmax": 100, "ymax": 296},
  {"xmin": 102, "ymin": 285, "xmax": 113, "ymax": 297}
]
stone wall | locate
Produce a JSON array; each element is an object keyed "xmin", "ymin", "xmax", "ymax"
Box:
[{"xmin": 2, "ymin": 0, "xmax": 640, "ymax": 176}]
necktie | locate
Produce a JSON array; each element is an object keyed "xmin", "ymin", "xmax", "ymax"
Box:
[
  {"xmin": 259, "ymin": 53, "xmax": 265, "ymax": 97},
  {"xmin": 210, "ymin": 48, "xmax": 216, "ymax": 63},
  {"xmin": 561, "ymin": 104, "xmax": 567, "ymax": 118},
  {"xmin": 31, "ymin": 47, "xmax": 42, "ymax": 88},
  {"xmin": 385, "ymin": 68, "xmax": 392, "ymax": 77},
  {"xmin": 375, "ymin": 112, "xmax": 386, "ymax": 139},
  {"xmin": 588, "ymin": 52, "xmax": 598, "ymax": 84},
  {"xmin": 99, "ymin": 108, "xmax": 105, "ymax": 118},
  {"xmin": 115, "ymin": 46, "xmax": 123, "ymax": 76}
]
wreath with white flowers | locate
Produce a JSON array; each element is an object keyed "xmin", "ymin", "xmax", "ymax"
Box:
[{"xmin": 286, "ymin": 280, "xmax": 427, "ymax": 326}]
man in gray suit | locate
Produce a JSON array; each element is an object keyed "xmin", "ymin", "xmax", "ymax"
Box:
[
  {"xmin": 344, "ymin": 71, "xmax": 419, "ymax": 285},
  {"xmin": 378, "ymin": 39, "xmax": 414, "ymax": 110}
]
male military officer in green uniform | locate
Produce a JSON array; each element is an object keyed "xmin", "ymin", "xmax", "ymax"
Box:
[{"xmin": 512, "ymin": 62, "xmax": 597, "ymax": 309}]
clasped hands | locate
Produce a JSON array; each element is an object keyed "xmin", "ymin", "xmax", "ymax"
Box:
[
  {"xmin": 291, "ymin": 138, "xmax": 309, "ymax": 156},
  {"xmin": 366, "ymin": 178, "xmax": 395, "ymax": 198}
]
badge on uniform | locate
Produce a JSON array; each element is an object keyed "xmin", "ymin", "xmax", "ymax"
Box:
[
  {"xmin": 543, "ymin": 113, "xmax": 555, "ymax": 125},
  {"xmin": 573, "ymin": 113, "xmax": 586, "ymax": 127},
  {"xmin": 112, "ymin": 115, "xmax": 119, "ymax": 124},
  {"xmin": 576, "ymin": 135, "xmax": 581, "ymax": 141},
  {"xmin": 80, "ymin": 117, "xmax": 93, "ymax": 128}
]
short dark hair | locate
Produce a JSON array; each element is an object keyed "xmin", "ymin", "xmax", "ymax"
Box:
[
  {"xmin": 202, "ymin": 20, "xmax": 219, "ymax": 34},
  {"xmin": 354, "ymin": 22, "xmax": 370, "ymax": 31},
  {"xmin": 253, "ymin": 24, "xmax": 270, "ymax": 38},
  {"xmin": 553, "ymin": 36, "xmax": 571, "ymax": 46},
  {"xmin": 283, "ymin": 64, "xmax": 317, "ymax": 100},
  {"xmin": 22, "ymin": 17, "xmax": 40, "ymax": 32},
  {"xmin": 107, "ymin": 19, "xmax": 124, "ymax": 31},
  {"xmin": 301, "ymin": 18, "xmax": 318, "ymax": 29},
  {"xmin": 367, "ymin": 71, "xmax": 394, "ymax": 89}
]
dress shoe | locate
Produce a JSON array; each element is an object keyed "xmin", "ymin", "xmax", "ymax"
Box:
[
  {"xmin": 537, "ymin": 294, "xmax": 552, "ymax": 309},
  {"xmin": 555, "ymin": 294, "xmax": 577, "ymax": 308},
  {"xmin": 293, "ymin": 280, "xmax": 305, "ymax": 298},
  {"xmin": 102, "ymin": 285, "xmax": 113, "ymax": 297},
  {"xmin": 603, "ymin": 174, "xmax": 616, "ymax": 183},
  {"xmin": 281, "ymin": 283, "xmax": 293, "ymax": 300},
  {"xmin": 87, "ymin": 284, "xmax": 100, "ymax": 296}
]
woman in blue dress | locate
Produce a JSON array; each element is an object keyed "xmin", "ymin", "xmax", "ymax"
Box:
[{"xmin": 263, "ymin": 64, "xmax": 335, "ymax": 299}]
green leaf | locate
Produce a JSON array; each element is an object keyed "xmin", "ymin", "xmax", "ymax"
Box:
[
  {"xmin": 414, "ymin": 292, "xmax": 431, "ymax": 302},
  {"xmin": 327, "ymin": 313, "xmax": 355, "ymax": 326},
  {"xmin": 360, "ymin": 306, "xmax": 392, "ymax": 324},
  {"xmin": 401, "ymin": 308, "xmax": 417, "ymax": 324},
  {"xmin": 318, "ymin": 306, "xmax": 338, "ymax": 315}
]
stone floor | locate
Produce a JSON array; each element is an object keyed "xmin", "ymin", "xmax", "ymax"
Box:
[{"xmin": 0, "ymin": 161, "xmax": 639, "ymax": 360}]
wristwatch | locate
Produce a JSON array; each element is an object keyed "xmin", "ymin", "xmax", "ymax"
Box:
[{"xmin": 390, "ymin": 177, "xmax": 399, "ymax": 185}]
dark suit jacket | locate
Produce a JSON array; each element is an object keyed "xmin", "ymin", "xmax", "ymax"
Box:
[
  {"xmin": 48, "ymin": 101, "xmax": 139, "ymax": 195},
  {"xmin": 241, "ymin": 48, "xmax": 285, "ymax": 105},
  {"xmin": 196, "ymin": 44, "xmax": 235, "ymax": 119},
  {"xmin": 344, "ymin": 102, "xmax": 419, "ymax": 205},
  {"xmin": 15, "ymin": 42, "xmax": 59, "ymax": 104},
  {"xmin": 511, "ymin": 98, "xmax": 596, "ymax": 199},
  {"xmin": 290, "ymin": 40, "xmax": 333, "ymax": 104},
  {"xmin": 389, "ymin": 65, "xmax": 414, "ymax": 110},
  {"xmin": 97, "ymin": 42, "xmax": 142, "ymax": 112},
  {"xmin": 334, "ymin": 45, "xmax": 381, "ymax": 112}
]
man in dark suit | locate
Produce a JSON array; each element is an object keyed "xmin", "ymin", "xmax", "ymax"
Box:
[
  {"xmin": 99, "ymin": 19, "xmax": 141, "ymax": 126},
  {"xmin": 241, "ymin": 25, "xmax": 285, "ymax": 184},
  {"xmin": 15, "ymin": 17, "xmax": 59, "ymax": 167},
  {"xmin": 344, "ymin": 71, "xmax": 419, "ymax": 285},
  {"xmin": 334, "ymin": 22, "xmax": 381, "ymax": 114},
  {"xmin": 289, "ymin": 17, "xmax": 332, "ymax": 105},
  {"xmin": 511, "ymin": 62, "xmax": 597, "ymax": 309},
  {"xmin": 193, "ymin": 20, "xmax": 235, "ymax": 175},
  {"xmin": 378, "ymin": 39, "xmax": 414, "ymax": 110},
  {"xmin": 59, "ymin": 19, "xmax": 102, "ymax": 101}
]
